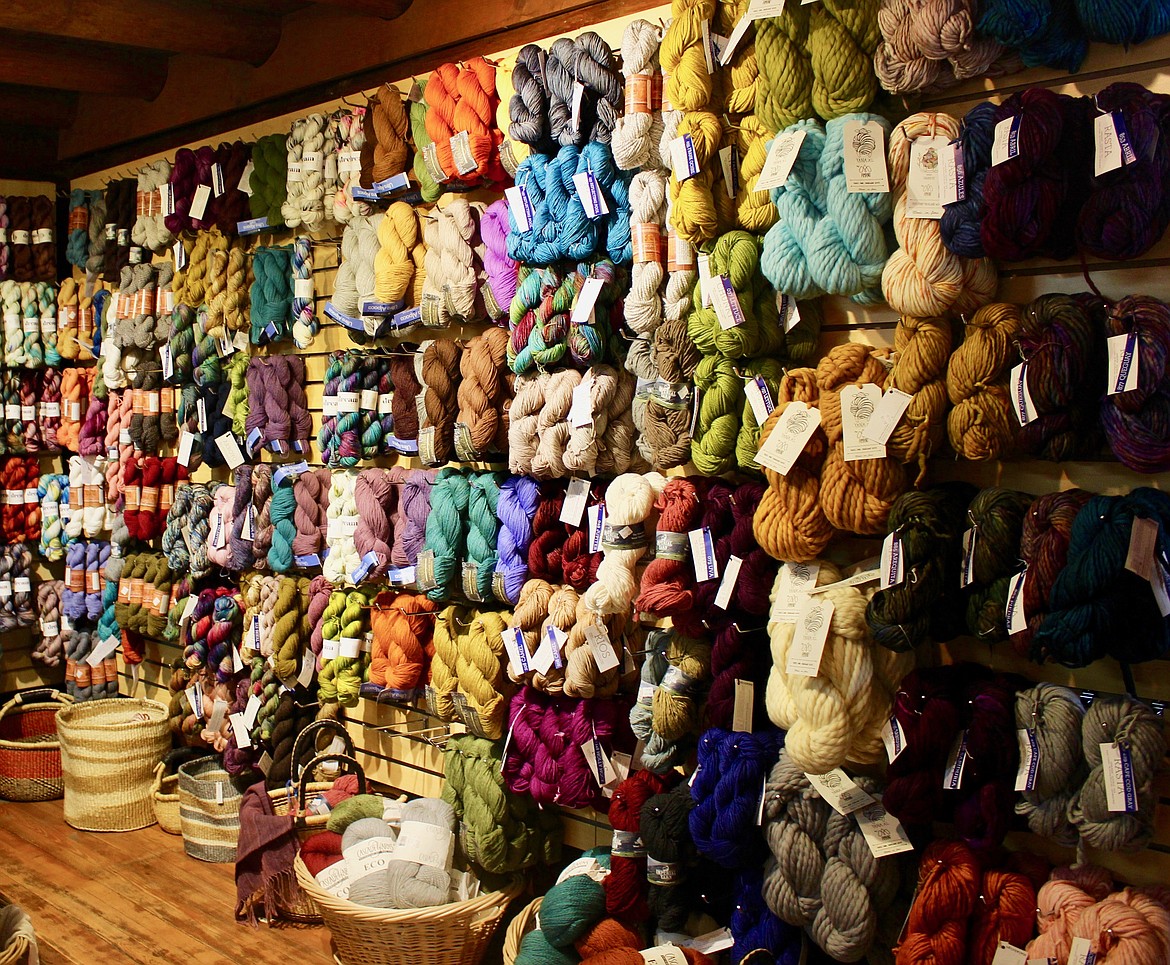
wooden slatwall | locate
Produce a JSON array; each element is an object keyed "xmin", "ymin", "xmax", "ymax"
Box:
[{"xmin": 51, "ymin": 18, "xmax": 1170, "ymax": 877}]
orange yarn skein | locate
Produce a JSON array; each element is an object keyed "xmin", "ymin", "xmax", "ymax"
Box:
[
  {"xmin": 895, "ymin": 840, "xmax": 979, "ymax": 965},
  {"xmin": 455, "ymin": 57, "xmax": 506, "ymax": 186},
  {"xmin": 369, "ymin": 591, "xmax": 438, "ymax": 692},
  {"xmin": 424, "ymin": 63, "xmax": 462, "ymax": 182}
]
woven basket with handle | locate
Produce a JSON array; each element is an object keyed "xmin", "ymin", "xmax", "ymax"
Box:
[
  {"xmin": 0, "ymin": 688, "xmax": 73, "ymax": 802},
  {"xmin": 502, "ymin": 896, "xmax": 541, "ymax": 965}
]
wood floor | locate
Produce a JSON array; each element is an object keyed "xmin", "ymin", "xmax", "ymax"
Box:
[{"xmin": 0, "ymin": 798, "xmax": 335, "ymax": 964}]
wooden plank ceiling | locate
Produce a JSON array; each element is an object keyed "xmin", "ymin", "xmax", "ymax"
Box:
[{"xmin": 0, "ymin": 0, "xmax": 654, "ymax": 182}]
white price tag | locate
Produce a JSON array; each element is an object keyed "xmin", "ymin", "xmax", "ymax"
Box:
[
  {"xmin": 843, "ymin": 120, "xmax": 889, "ymax": 193},
  {"xmin": 189, "ymin": 184, "xmax": 211, "ymax": 221},
  {"xmin": 714, "ymin": 554, "xmax": 743, "ymax": 609},
  {"xmin": 772, "ymin": 561, "xmax": 820, "ymax": 622},
  {"xmin": 806, "ymin": 769, "xmax": 873, "ymax": 815},
  {"xmin": 1107, "ymin": 331, "xmax": 1139, "ymax": 395},
  {"xmin": 1010, "ymin": 361, "xmax": 1038, "ymax": 426},
  {"xmin": 991, "ymin": 115, "xmax": 1021, "ymax": 167},
  {"xmin": 786, "ymin": 596, "xmax": 834, "ymax": 677},
  {"xmin": 1100, "ymin": 741, "xmax": 1138, "ymax": 813},
  {"xmin": 880, "ymin": 532, "xmax": 903, "ymax": 590},
  {"xmin": 1006, "ymin": 569, "xmax": 1028, "ymax": 635},
  {"xmin": 1015, "ymin": 728, "xmax": 1039, "ymax": 792},
  {"xmin": 755, "ymin": 129, "xmax": 806, "ymax": 192},
  {"xmin": 881, "ymin": 716, "xmax": 906, "ymax": 763},
  {"xmin": 755, "ymin": 402, "xmax": 821, "ymax": 476},
  {"xmin": 854, "ymin": 800, "xmax": 914, "ymax": 857},
  {"xmin": 559, "ymin": 477, "xmax": 590, "ymax": 526},
  {"xmin": 840, "ymin": 384, "xmax": 886, "ymax": 461},
  {"xmin": 905, "ymin": 136, "xmax": 948, "ymax": 220},
  {"xmin": 585, "ymin": 624, "xmax": 620, "ymax": 674}
]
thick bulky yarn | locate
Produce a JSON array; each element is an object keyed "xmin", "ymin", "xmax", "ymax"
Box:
[
  {"xmin": 1100, "ymin": 294, "xmax": 1170, "ymax": 473},
  {"xmin": 946, "ymin": 303, "xmax": 1022, "ymax": 461},
  {"xmin": 894, "ymin": 840, "xmax": 979, "ymax": 965},
  {"xmin": 1013, "ymin": 683, "xmax": 1086, "ymax": 845},
  {"xmin": 940, "ymin": 101, "xmax": 998, "ymax": 259},
  {"xmin": 962, "ymin": 487, "xmax": 1033, "ymax": 641}
]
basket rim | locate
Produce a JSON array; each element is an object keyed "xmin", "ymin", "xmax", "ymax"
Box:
[
  {"xmin": 56, "ymin": 697, "xmax": 169, "ymax": 730},
  {"xmin": 0, "ymin": 699, "xmax": 68, "ymax": 753},
  {"xmin": 293, "ymin": 854, "xmax": 521, "ymax": 924}
]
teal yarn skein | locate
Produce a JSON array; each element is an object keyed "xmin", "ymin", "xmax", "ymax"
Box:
[
  {"xmin": 538, "ymin": 871, "xmax": 608, "ymax": 947},
  {"xmin": 465, "ymin": 471, "xmax": 504, "ymax": 602},
  {"xmin": 249, "ymin": 246, "xmax": 293, "ymax": 345},
  {"xmin": 266, "ymin": 474, "xmax": 298, "ymax": 573},
  {"xmin": 423, "ymin": 469, "xmax": 472, "ymax": 602}
]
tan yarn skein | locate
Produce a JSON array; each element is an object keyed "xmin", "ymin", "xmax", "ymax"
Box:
[
  {"xmin": 817, "ymin": 342, "xmax": 908, "ymax": 536},
  {"xmin": 531, "ymin": 369, "xmax": 582, "ymax": 480},
  {"xmin": 532, "ymin": 585, "xmax": 579, "ymax": 694},
  {"xmin": 594, "ymin": 367, "xmax": 644, "ymax": 477},
  {"xmin": 753, "ymin": 369, "xmax": 833, "ymax": 563},
  {"xmin": 507, "ymin": 577, "xmax": 554, "ymax": 685},
  {"xmin": 369, "ymin": 84, "xmax": 411, "ymax": 183},
  {"xmin": 881, "ymin": 112, "xmax": 997, "ymax": 317},
  {"xmin": 419, "ymin": 339, "xmax": 462, "ymax": 465},
  {"xmin": 886, "ymin": 314, "xmax": 952, "ymax": 482},
  {"xmin": 507, "ymin": 372, "xmax": 549, "ymax": 475},
  {"xmin": 946, "ymin": 302, "xmax": 1022, "ymax": 461},
  {"xmin": 563, "ymin": 600, "xmax": 622, "ymax": 700},
  {"xmin": 456, "ymin": 327, "xmax": 512, "ymax": 458},
  {"xmin": 222, "ymin": 239, "xmax": 251, "ymax": 334},
  {"xmin": 563, "ymin": 365, "xmax": 620, "ymax": 478}
]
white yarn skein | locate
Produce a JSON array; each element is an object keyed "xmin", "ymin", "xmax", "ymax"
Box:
[
  {"xmin": 282, "ymin": 117, "xmax": 309, "ymax": 229},
  {"xmin": 332, "ymin": 215, "xmax": 382, "ymax": 318},
  {"xmin": 507, "ymin": 372, "xmax": 549, "ymax": 475},
  {"xmin": 1, "ymin": 281, "xmax": 22, "ymax": 368},
  {"xmin": 530, "ymin": 369, "xmax": 582, "ymax": 480},
  {"xmin": 625, "ymin": 171, "xmax": 667, "ymax": 337},
  {"xmin": 320, "ymin": 112, "xmax": 342, "ymax": 221},
  {"xmin": 101, "ymin": 308, "xmax": 126, "ymax": 390},
  {"xmin": 583, "ymin": 471, "xmax": 667, "ymax": 615},
  {"xmin": 64, "ymin": 456, "xmax": 86, "ymax": 542},
  {"xmin": 323, "ymin": 470, "xmax": 361, "ymax": 585},
  {"xmin": 296, "ymin": 113, "xmax": 329, "ymax": 230},
  {"xmin": 611, "ymin": 19, "xmax": 665, "ymax": 171},
  {"xmin": 658, "ymin": 111, "xmax": 697, "ymax": 326},
  {"xmin": 765, "ymin": 562, "xmax": 912, "ymax": 774},
  {"xmin": 132, "ymin": 158, "xmax": 175, "ymax": 253},
  {"xmin": 422, "ymin": 200, "xmax": 483, "ymax": 328},
  {"xmin": 563, "ymin": 365, "xmax": 618, "ymax": 478}
]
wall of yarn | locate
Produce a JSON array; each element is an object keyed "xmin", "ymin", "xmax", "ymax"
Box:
[{"xmin": 38, "ymin": 0, "xmax": 1170, "ymax": 911}]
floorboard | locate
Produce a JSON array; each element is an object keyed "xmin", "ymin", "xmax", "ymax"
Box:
[{"xmin": 0, "ymin": 799, "xmax": 335, "ymax": 964}]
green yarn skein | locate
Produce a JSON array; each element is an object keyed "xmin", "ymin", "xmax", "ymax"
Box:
[
  {"xmin": 423, "ymin": 469, "xmax": 472, "ymax": 603},
  {"xmin": 249, "ymin": 133, "xmax": 288, "ymax": 228},
  {"xmin": 691, "ymin": 355, "xmax": 744, "ymax": 476},
  {"xmin": 327, "ymin": 794, "xmax": 385, "ymax": 834}
]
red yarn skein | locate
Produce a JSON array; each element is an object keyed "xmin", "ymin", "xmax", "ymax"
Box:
[{"xmin": 895, "ymin": 840, "xmax": 980, "ymax": 965}]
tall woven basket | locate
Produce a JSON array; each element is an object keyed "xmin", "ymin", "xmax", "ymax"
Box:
[
  {"xmin": 179, "ymin": 757, "xmax": 248, "ymax": 863},
  {"xmin": 295, "ymin": 856, "xmax": 520, "ymax": 965},
  {"xmin": 0, "ymin": 689, "xmax": 73, "ymax": 802},
  {"xmin": 56, "ymin": 697, "xmax": 171, "ymax": 832}
]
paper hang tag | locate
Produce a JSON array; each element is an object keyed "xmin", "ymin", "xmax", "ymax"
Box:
[
  {"xmin": 229, "ymin": 713, "xmax": 252, "ymax": 748},
  {"xmin": 786, "ymin": 595, "xmax": 834, "ymax": 677},
  {"xmin": 1101, "ymin": 741, "xmax": 1139, "ymax": 812},
  {"xmin": 696, "ymin": 253, "xmax": 713, "ymax": 308},
  {"xmin": 880, "ymin": 532, "xmax": 904, "ymax": 590},
  {"xmin": 1015, "ymin": 727, "xmax": 1039, "ymax": 792},
  {"xmin": 238, "ymin": 160, "xmax": 255, "ymax": 194},
  {"xmin": 1005, "ymin": 569, "xmax": 1028, "ymax": 635},
  {"xmin": 960, "ymin": 526, "xmax": 977, "ymax": 588},
  {"xmin": 991, "ymin": 943, "xmax": 1028, "ymax": 965},
  {"xmin": 189, "ymin": 184, "xmax": 212, "ymax": 222},
  {"xmin": 572, "ymin": 276, "xmax": 607, "ymax": 326},
  {"xmin": 1010, "ymin": 361, "xmax": 1038, "ymax": 426},
  {"xmin": 772, "ymin": 561, "xmax": 820, "ymax": 622},
  {"xmin": 719, "ymin": 144, "xmax": 740, "ymax": 198},
  {"xmin": 572, "ymin": 170, "xmax": 610, "ymax": 220},
  {"xmin": 1067, "ymin": 938, "xmax": 1097, "ymax": 965},
  {"xmin": 581, "ymin": 736, "xmax": 618, "ymax": 789},
  {"xmin": 744, "ymin": 376, "xmax": 774, "ymax": 426},
  {"xmin": 944, "ymin": 730, "xmax": 970, "ymax": 790},
  {"xmin": 316, "ymin": 861, "xmax": 351, "ymax": 900},
  {"xmin": 840, "ymin": 384, "xmax": 886, "ymax": 462},
  {"xmin": 882, "ymin": 716, "xmax": 906, "ymax": 763},
  {"xmin": 560, "ymin": 477, "xmax": 591, "ymax": 527},
  {"xmin": 1152, "ymin": 559, "xmax": 1170, "ymax": 617},
  {"xmin": 207, "ymin": 698, "xmax": 229, "ymax": 734},
  {"xmin": 700, "ymin": 18, "xmax": 715, "ymax": 73},
  {"xmin": 1094, "ymin": 111, "xmax": 1137, "ymax": 177},
  {"xmin": 506, "ymin": 183, "xmax": 534, "ymax": 231},
  {"xmin": 711, "ymin": 276, "xmax": 746, "ymax": 330},
  {"xmin": 670, "ymin": 134, "xmax": 702, "ymax": 184},
  {"xmin": 215, "ymin": 432, "xmax": 246, "ymax": 470},
  {"xmin": 584, "ymin": 624, "xmax": 620, "ymax": 674},
  {"xmin": 714, "ymin": 554, "xmax": 743, "ymax": 610},
  {"xmin": 843, "ymin": 119, "xmax": 890, "ymax": 193},
  {"xmin": 806, "ymin": 769, "xmax": 873, "ymax": 815},
  {"xmin": 755, "ymin": 401, "xmax": 822, "ymax": 476},
  {"xmin": 854, "ymin": 799, "xmax": 914, "ymax": 857},
  {"xmin": 991, "ymin": 115, "xmax": 1022, "ymax": 167},
  {"xmin": 731, "ymin": 678, "xmax": 754, "ymax": 733},
  {"xmin": 640, "ymin": 944, "xmax": 690, "ymax": 965},
  {"xmin": 755, "ymin": 129, "xmax": 807, "ymax": 193},
  {"xmin": 504, "ymin": 626, "xmax": 530, "ymax": 676},
  {"xmin": 1107, "ymin": 331, "xmax": 1140, "ymax": 395},
  {"xmin": 938, "ymin": 141, "xmax": 966, "ymax": 206},
  {"xmin": 689, "ymin": 527, "xmax": 719, "ymax": 582},
  {"xmin": 777, "ymin": 293, "xmax": 801, "ymax": 333},
  {"xmin": 905, "ymin": 136, "xmax": 949, "ymax": 220},
  {"xmin": 210, "ymin": 163, "xmax": 226, "ymax": 197},
  {"xmin": 587, "ymin": 503, "xmax": 605, "ymax": 553},
  {"xmin": 1124, "ymin": 516, "xmax": 1158, "ymax": 582}
]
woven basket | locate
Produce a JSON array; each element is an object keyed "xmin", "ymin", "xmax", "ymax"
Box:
[
  {"xmin": 179, "ymin": 757, "xmax": 248, "ymax": 863},
  {"xmin": 56, "ymin": 697, "xmax": 171, "ymax": 832},
  {"xmin": 152, "ymin": 763, "xmax": 182, "ymax": 835},
  {"xmin": 0, "ymin": 689, "xmax": 73, "ymax": 802},
  {"xmin": 502, "ymin": 897, "xmax": 541, "ymax": 965},
  {"xmin": 295, "ymin": 855, "xmax": 520, "ymax": 965},
  {"xmin": 0, "ymin": 905, "xmax": 35, "ymax": 965}
]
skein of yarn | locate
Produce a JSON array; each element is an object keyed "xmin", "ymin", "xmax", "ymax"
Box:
[
  {"xmin": 1100, "ymin": 294, "xmax": 1170, "ymax": 473},
  {"xmin": 946, "ymin": 303, "xmax": 1022, "ymax": 461}
]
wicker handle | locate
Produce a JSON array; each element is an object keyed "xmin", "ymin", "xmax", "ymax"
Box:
[
  {"xmin": 290, "ymin": 718, "xmax": 355, "ymax": 784},
  {"xmin": 0, "ymin": 687, "xmax": 72, "ymax": 723},
  {"xmin": 296, "ymin": 751, "xmax": 366, "ymax": 806}
]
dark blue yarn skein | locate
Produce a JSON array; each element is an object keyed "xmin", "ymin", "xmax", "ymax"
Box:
[
  {"xmin": 941, "ymin": 102, "xmax": 998, "ymax": 259},
  {"xmin": 978, "ymin": 0, "xmax": 1088, "ymax": 72}
]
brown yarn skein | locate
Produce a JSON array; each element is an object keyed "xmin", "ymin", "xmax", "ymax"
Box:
[
  {"xmin": 886, "ymin": 315, "xmax": 952, "ymax": 483},
  {"xmin": 31, "ymin": 195, "xmax": 56, "ymax": 282},
  {"xmin": 390, "ymin": 356, "xmax": 422, "ymax": 442},
  {"xmin": 946, "ymin": 302, "xmax": 1022, "ymax": 461},
  {"xmin": 456, "ymin": 327, "xmax": 512, "ymax": 458},
  {"xmin": 420, "ymin": 340, "xmax": 462, "ymax": 464},
  {"xmin": 368, "ymin": 84, "xmax": 412, "ymax": 184}
]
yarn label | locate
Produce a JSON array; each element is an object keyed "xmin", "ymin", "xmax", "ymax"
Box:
[
  {"xmin": 85, "ymin": 634, "xmax": 120, "ymax": 668},
  {"xmin": 394, "ymin": 820, "xmax": 455, "ymax": 871},
  {"xmin": 683, "ymin": 929, "xmax": 734, "ymax": 956},
  {"xmin": 1068, "ymin": 939, "xmax": 1097, "ymax": 965},
  {"xmin": 991, "ymin": 115, "xmax": 1021, "ymax": 166},
  {"xmin": 414, "ymin": 550, "xmax": 438, "ymax": 591},
  {"xmin": 611, "ymin": 830, "xmax": 645, "ymax": 858},
  {"xmin": 806, "ymin": 769, "xmax": 872, "ymax": 815},
  {"xmin": 229, "ymin": 713, "xmax": 252, "ymax": 749},
  {"xmin": 581, "ymin": 736, "xmax": 618, "ymax": 790},
  {"xmin": 337, "ymin": 391, "xmax": 359, "ymax": 414},
  {"xmin": 588, "ymin": 503, "xmax": 605, "ymax": 552},
  {"xmin": 236, "ymin": 217, "xmax": 270, "ymax": 235},
  {"xmin": 160, "ymin": 344, "xmax": 173, "ymax": 380},
  {"xmin": 854, "ymin": 800, "xmax": 914, "ymax": 857},
  {"xmin": 571, "ymin": 276, "xmax": 606, "ymax": 325},
  {"xmin": 560, "ymin": 477, "xmax": 591, "ymax": 526},
  {"xmin": 189, "ymin": 184, "xmax": 211, "ymax": 221},
  {"xmin": 755, "ymin": 129, "xmax": 806, "ymax": 192},
  {"xmin": 568, "ymin": 378, "xmax": 595, "ymax": 429},
  {"xmin": 786, "ymin": 596, "xmax": 834, "ymax": 677},
  {"xmin": 1124, "ymin": 516, "xmax": 1158, "ymax": 582},
  {"xmin": 862, "ymin": 386, "xmax": 913, "ymax": 445},
  {"xmin": 504, "ymin": 626, "xmax": 530, "ymax": 676},
  {"xmin": 731, "ymin": 678, "xmax": 754, "ymax": 732},
  {"xmin": 906, "ymin": 135, "xmax": 948, "ymax": 220},
  {"xmin": 301, "ymin": 151, "xmax": 322, "ymax": 173},
  {"xmin": 339, "ymin": 636, "xmax": 362, "ymax": 659},
  {"xmin": 754, "ymin": 401, "xmax": 821, "ymax": 476},
  {"xmin": 1094, "ymin": 111, "xmax": 1137, "ymax": 176},
  {"xmin": 572, "ymin": 170, "xmax": 610, "ymax": 220},
  {"xmin": 991, "ymin": 943, "xmax": 1027, "ymax": 965},
  {"xmin": 238, "ymin": 160, "xmax": 255, "ymax": 194},
  {"xmin": 449, "ymin": 131, "xmax": 478, "ymax": 176},
  {"xmin": 1009, "ymin": 361, "xmax": 1038, "ymax": 426},
  {"xmin": 532, "ymin": 625, "xmax": 566, "ymax": 675},
  {"xmin": 215, "ymin": 432, "xmax": 246, "ymax": 471},
  {"xmin": 286, "ymin": 161, "xmax": 304, "ymax": 183},
  {"xmin": 1100, "ymin": 741, "xmax": 1138, "ymax": 812},
  {"xmin": 418, "ymin": 427, "xmax": 438, "ymax": 466},
  {"xmin": 745, "ymin": 376, "xmax": 774, "ymax": 425},
  {"xmin": 344, "ymin": 835, "xmax": 398, "ymax": 883},
  {"xmin": 960, "ymin": 526, "xmax": 977, "ymax": 588},
  {"xmin": 720, "ymin": 144, "xmax": 740, "ymax": 198},
  {"xmin": 1107, "ymin": 331, "xmax": 1139, "ymax": 394},
  {"xmin": 421, "ymin": 143, "xmax": 449, "ymax": 184},
  {"xmin": 843, "ymin": 120, "xmax": 889, "ymax": 193},
  {"xmin": 336, "ymin": 150, "xmax": 360, "ymax": 174},
  {"xmin": 1152, "ymin": 559, "xmax": 1170, "ymax": 617},
  {"xmin": 158, "ymin": 182, "xmax": 175, "ymax": 216},
  {"xmin": 841, "ymin": 384, "xmax": 886, "ymax": 461},
  {"xmin": 460, "ymin": 562, "xmax": 482, "ymax": 602},
  {"xmin": 321, "ymin": 394, "xmax": 338, "ymax": 417},
  {"xmin": 714, "ymin": 554, "xmax": 743, "ymax": 610},
  {"xmin": 695, "ymin": 252, "xmax": 714, "ymax": 308},
  {"xmin": 689, "ymin": 527, "xmax": 719, "ymax": 582},
  {"xmin": 656, "ymin": 530, "xmax": 690, "ymax": 562},
  {"xmin": 585, "ymin": 623, "xmax": 620, "ymax": 673},
  {"xmin": 670, "ymin": 134, "xmax": 702, "ymax": 183},
  {"xmin": 943, "ymin": 730, "xmax": 970, "ymax": 790},
  {"xmin": 1006, "ymin": 569, "xmax": 1028, "ymax": 635},
  {"xmin": 505, "ymin": 185, "xmax": 534, "ymax": 232},
  {"xmin": 938, "ymin": 141, "xmax": 965, "ymax": 206},
  {"xmin": 772, "ymin": 561, "xmax": 821, "ymax": 622},
  {"xmin": 210, "ymin": 163, "xmax": 225, "ymax": 197},
  {"xmin": 641, "ymin": 944, "xmax": 689, "ymax": 965},
  {"xmin": 660, "ymin": 665, "xmax": 702, "ymax": 696},
  {"xmin": 602, "ymin": 521, "xmax": 649, "ymax": 551},
  {"xmin": 880, "ymin": 532, "xmax": 903, "ymax": 589},
  {"xmin": 881, "ymin": 717, "xmax": 906, "ymax": 763},
  {"xmin": 712, "ymin": 276, "xmax": 746, "ymax": 331},
  {"xmin": 316, "ymin": 862, "xmax": 350, "ymax": 900},
  {"xmin": 557, "ymin": 855, "xmax": 609, "ymax": 885},
  {"xmin": 1015, "ymin": 728, "xmax": 1039, "ymax": 792},
  {"xmin": 320, "ymin": 638, "xmax": 339, "ymax": 660},
  {"xmin": 207, "ymin": 698, "xmax": 229, "ymax": 734}
]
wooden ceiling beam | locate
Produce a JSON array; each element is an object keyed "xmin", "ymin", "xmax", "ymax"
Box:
[
  {"xmin": 0, "ymin": 1, "xmax": 281, "ymax": 66},
  {"xmin": 302, "ymin": 0, "xmax": 412, "ymax": 18},
  {"xmin": 0, "ymin": 84, "xmax": 77, "ymax": 128},
  {"xmin": 0, "ymin": 126, "xmax": 60, "ymax": 180},
  {"xmin": 0, "ymin": 31, "xmax": 168, "ymax": 100}
]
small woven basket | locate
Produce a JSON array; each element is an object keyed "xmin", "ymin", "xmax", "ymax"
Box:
[
  {"xmin": 502, "ymin": 897, "xmax": 541, "ymax": 965},
  {"xmin": 0, "ymin": 689, "xmax": 73, "ymax": 802},
  {"xmin": 56, "ymin": 697, "xmax": 171, "ymax": 832},
  {"xmin": 151, "ymin": 763, "xmax": 182, "ymax": 835},
  {"xmin": 295, "ymin": 856, "xmax": 520, "ymax": 965},
  {"xmin": 0, "ymin": 904, "xmax": 35, "ymax": 965},
  {"xmin": 179, "ymin": 757, "xmax": 249, "ymax": 863}
]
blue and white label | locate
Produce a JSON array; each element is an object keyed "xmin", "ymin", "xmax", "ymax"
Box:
[
  {"xmin": 504, "ymin": 626, "xmax": 530, "ymax": 676},
  {"xmin": 361, "ymin": 300, "xmax": 405, "ymax": 317},
  {"xmin": 350, "ymin": 551, "xmax": 380, "ymax": 585},
  {"xmin": 572, "ymin": 169, "xmax": 610, "ymax": 220},
  {"xmin": 1068, "ymin": 938, "xmax": 1097, "ymax": 965},
  {"xmin": 505, "ymin": 184, "xmax": 535, "ymax": 232},
  {"xmin": 1015, "ymin": 727, "xmax": 1040, "ymax": 792},
  {"xmin": 1107, "ymin": 331, "xmax": 1139, "ymax": 395},
  {"xmin": 670, "ymin": 133, "xmax": 702, "ymax": 183},
  {"xmin": 1095, "ymin": 111, "xmax": 1138, "ymax": 176},
  {"xmin": 991, "ymin": 115, "xmax": 1021, "ymax": 166},
  {"xmin": 1010, "ymin": 361, "xmax": 1037, "ymax": 426},
  {"xmin": 880, "ymin": 531, "xmax": 903, "ymax": 589},
  {"xmin": 349, "ymin": 186, "xmax": 380, "ymax": 202},
  {"xmin": 712, "ymin": 275, "xmax": 746, "ymax": 330},
  {"xmin": 882, "ymin": 716, "xmax": 906, "ymax": 763},
  {"xmin": 390, "ymin": 305, "xmax": 421, "ymax": 331},
  {"xmin": 1101, "ymin": 741, "xmax": 1138, "ymax": 813},
  {"xmin": 939, "ymin": 141, "xmax": 966, "ymax": 207},
  {"xmin": 1006, "ymin": 569, "xmax": 1028, "ymax": 635},
  {"xmin": 689, "ymin": 526, "xmax": 718, "ymax": 582},
  {"xmin": 245, "ymin": 427, "xmax": 263, "ymax": 458},
  {"xmin": 236, "ymin": 216, "xmax": 271, "ymax": 235},
  {"xmin": 944, "ymin": 730, "xmax": 969, "ymax": 790},
  {"xmin": 373, "ymin": 173, "xmax": 411, "ymax": 195},
  {"xmin": 588, "ymin": 503, "xmax": 605, "ymax": 553},
  {"xmin": 745, "ymin": 376, "xmax": 774, "ymax": 424}
]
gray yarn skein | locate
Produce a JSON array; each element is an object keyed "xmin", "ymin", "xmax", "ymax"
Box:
[
  {"xmin": 1069, "ymin": 696, "xmax": 1164, "ymax": 853},
  {"xmin": 343, "ymin": 817, "xmax": 401, "ymax": 908},
  {"xmin": 380, "ymin": 798, "xmax": 456, "ymax": 909},
  {"xmin": 761, "ymin": 749, "xmax": 901, "ymax": 965},
  {"xmin": 1013, "ymin": 683, "xmax": 1086, "ymax": 845}
]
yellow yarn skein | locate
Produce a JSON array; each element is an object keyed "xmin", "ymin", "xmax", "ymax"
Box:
[
  {"xmin": 668, "ymin": 110, "xmax": 723, "ymax": 246},
  {"xmin": 428, "ymin": 604, "xmax": 464, "ymax": 722},
  {"xmin": 457, "ymin": 608, "xmax": 514, "ymax": 740},
  {"xmin": 374, "ymin": 202, "xmax": 421, "ymax": 305},
  {"xmin": 660, "ymin": 0, "xmax": 717, "ymax": 113},
  {"xmin": 651, "ymin": 633, "xmax": 711, "ymax": 741}
]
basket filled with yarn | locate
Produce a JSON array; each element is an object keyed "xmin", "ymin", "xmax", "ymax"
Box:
[{"xmin": 0, "ymin": 688, "xmax": 73, "ymax": 802}]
